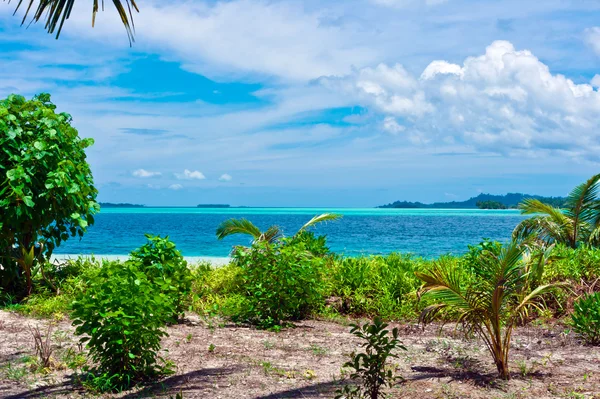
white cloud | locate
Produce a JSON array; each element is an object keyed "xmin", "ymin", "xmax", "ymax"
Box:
[
  {"xmin": 57, "ymin": 0, "xmax": 378, "ymax": 82},
  {"xmin": 175, "ymin": 169, "xmax": 206, "ymax": 180},
  {"xmin": 169, "ymin": 184, "xmax": 184, "ymax": 190},
  {"xmin": 323, "ymin": 40, "xmax": 600, "ymax": 160},
  {"xmin": 585, "ymin": 27, "xmax": 600, "ymax": 55},
  {"xmin": 219, "ymin": 174, "xmax": 233, "ymax": 182},
  {"xmin": 592, "ymin": 75, "xmax": 600, "ymax": 89},
  {"xmin": 132, "ymin": 168, "xmax": 161, "ymax": 178},
  {"xmin": 382, "ymin": 116, "xmax": 405, "ymax": 134}
]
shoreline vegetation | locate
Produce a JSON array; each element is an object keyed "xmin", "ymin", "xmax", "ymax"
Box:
[{"xmin": 378, "ymin": 192, "xmax": 567, "ymax": 209}]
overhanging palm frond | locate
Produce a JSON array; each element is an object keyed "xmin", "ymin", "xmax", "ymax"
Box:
[
  {"xmin": 513, "ymin": 215, "xmax": 571, "ymax": 246},
  {"xmin": 260, "ymin": 225, "xmax": 282, "ymax": 243},
  {"xmin": 216, "ymin": 218, "xmax": 262, "ymax": 241},
  {"xmin": 297, "ymin": 213, "xmax": 342, "ymax": 233},
  {"xmin": 9, "ymin": 0, "xmax": 139, "ymax": 43},
  {"xmin": 564, "ymin": 174, "xmax": 600, "ymax": 221}
]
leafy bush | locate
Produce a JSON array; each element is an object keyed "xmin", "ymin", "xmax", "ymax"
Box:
[
  {"xmin": 190, "ymin": 262, "xmax": 245, "ymax": 317},
  {"xmin": 130, "ymin": 235, "xmax": 192, "ymax": 321},
  {"xmin": 570, "ymin": 292, "xmax": 600, "ymax": 345},
  {"xmin": 286, "ymin": 231, "xmax": 332, "ymax": 257},
  {"xmin": 326, "ymin": 253, "xmax": 426, "ymax": 319},
  {"xmin": 71, "ymin": 261, "xmax": 173, "ymax": 392},
  {"xmin": 0, "ymin": 93, "xmax": 98, "ymax": 296},
  {"xmin": 233, "ymin": 238, "xmax": 325, "ymax": 328},
  {"xmin": 336, "ymin": 317, "xmax": 405, "ymax": 399}
]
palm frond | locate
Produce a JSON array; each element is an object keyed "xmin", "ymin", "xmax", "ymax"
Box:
[
  {"xmin": 216, "ymin": 218, "xmax": 262, "ymax": 241},
  {"xmin": 513, "ymin": 281, "xmax": 568, "ymax": 320},
  {"xmin": 9, "ymin": 0, "xmax": 139, "ymax": 43},
  {"xmin": 416, "ymin": 258, "xmax": 478, "ymax": 316},
  {"xmin": 297, "ymin": 213, "xmax": 342, "ymax": 233},
  {"xmin": 260, "ymin": 225, "xmax": 282, "ymax": 243},
  {"xmin": 512, "ymin": 216, "xmax": 570, "ymax": 246},
  {"xmin": 564, "ymin": 174, "xmax": 600, "ymax": 221}
]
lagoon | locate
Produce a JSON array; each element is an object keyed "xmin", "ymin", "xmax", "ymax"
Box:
[{"xmin": 53, "ymin": 207, "xmax": 528, "ymax": 258}]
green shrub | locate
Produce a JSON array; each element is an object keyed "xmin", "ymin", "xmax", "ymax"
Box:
[
  {"xmin": 233, "ymin": 238, "xmax": 325, "ymax": 328},
  {"xmin": 326, "ymin": 253, "xmax": 426, "ymax": 320},
  {"xmin": 570, "ymin": 292, "xmax": 600, "ymax": 345},
  {"xmin": 190, "ymin": 262, "xmax": 245, "ymax": 317},
  {"xmin": 71, "ymin": 261, "xmax": 173, "ymax": 392},
  {"xmin": 543, "ymin": 244, "xmax": 600, "ymax": 283},
  {"xmin": 130, "ymin": 235, "xmax": 192, "ymax": 321},
  {"xmin": 336, "ymin": 317, "xmax": 405, "ymax": 399},
  {"xmin": 285, "ymin": 231, "xmax": 332, "ymax": 257}
]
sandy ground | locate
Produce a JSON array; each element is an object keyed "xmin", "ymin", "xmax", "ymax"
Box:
[{"xmin": 1, "ymin": 310, "xmax": 599, "ymax": 399}]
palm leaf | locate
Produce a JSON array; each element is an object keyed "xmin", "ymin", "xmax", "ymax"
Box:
[
  {"xmin": 8, "ymin": 0, "xmax": 139, "ymax": 43},
  {"xmin": 297, "ymin": 213, "xmax": 342, "ymax": 233},
  {"xmin": 260, "ymin": 225, "xmax": 282, "ymax": 243},
  {"xmin": 216, "ymin": 218, "xmax": 262, "ymax": 241}
]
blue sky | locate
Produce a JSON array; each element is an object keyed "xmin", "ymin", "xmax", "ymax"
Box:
[{"xmin": 1, "ymin": 0, "xmax": 599, "ymax": 206}]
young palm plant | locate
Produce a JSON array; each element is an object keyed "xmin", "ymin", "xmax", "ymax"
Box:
[
  {"xmin": 513, "ymin": 173, "xmax": 600, "ymax": 248},
  {"xmin": 216, "ymin": 213, "xmax": 341, "ymax": 243},
  {"xmin": 416, "ymin": 240, "xmax": 564, "ymax": 379}
]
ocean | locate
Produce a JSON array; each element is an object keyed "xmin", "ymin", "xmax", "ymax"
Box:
[{"xmin": 53, "ymin": 208, "xmax": 529, "ymax": 259}]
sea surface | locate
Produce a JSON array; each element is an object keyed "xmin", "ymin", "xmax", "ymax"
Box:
[{"xmin": 53, "ymin": 208, "xmax": 529, "ymax": 258}]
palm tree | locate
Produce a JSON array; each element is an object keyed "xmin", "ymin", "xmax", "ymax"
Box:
[
  {"xmin": 9, "ymin": 0, "xmax": 138, "ymax": 42},
  {"xmin": 513, "ymin": 174, "xmax": 600, "ymax": 248},
  {"xmin": 415, "ymin": 240, "xmax": 564, "ymax": 379},
  {"xmin": 216, "ymin": 213, "xmax": 341, "ymax": 243}
]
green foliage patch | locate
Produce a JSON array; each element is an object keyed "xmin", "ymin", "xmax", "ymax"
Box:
[
  {"xmin": 0, "ymin": 93, "xmax": 98, "ymax": 296},
  {"xmin": 336, "ymin": 317, "xmax": 405, "ymax": 399},
  {"xmin": 130, "ymin": 234, "xmax": 192, "ymax": 321},
  {"xmin": 570, "ymin": 292, "xmax": 600, "ymax": 345},
  {"xmin": 71, "ymin": 260, "xmax": 174, "ymax": 392},
  {"xmin": 232, "ymin": 239, "xmax": 326, "ymax": 329}
]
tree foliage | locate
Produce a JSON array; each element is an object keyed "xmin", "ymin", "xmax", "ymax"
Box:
[
  {"xmin": 8, "ymin": 0, "xmax": 139, "ymax": 43},
  {"xmin": 0, "ymin": 93, "xmax": 98, "ymax": 295},
  {"xmin": 513, "ymin": 174, "xmax": 600, "ymax": 248}
]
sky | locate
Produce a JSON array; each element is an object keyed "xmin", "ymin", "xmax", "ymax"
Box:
[{"xmin": 1, "ymin": 0, "xmax": 599, "ymax": 207}]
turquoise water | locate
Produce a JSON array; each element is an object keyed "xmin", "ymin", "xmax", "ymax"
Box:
[{"xmin": 54, "ymin": 208, "xmax": 528, "ymax": 258}]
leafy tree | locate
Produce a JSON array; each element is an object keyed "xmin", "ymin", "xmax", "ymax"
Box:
[
  {"xmin": 9, "ymin": 0, "xmax": 138, "ymax": 42},
  {"xmin": 513, "ymin": 174, "xmax": 600, "ymax": 248},
  {"xmin": 416, "ymin": 241, "xmax": 564, "ymax": 379},
  {"xmin": 216, "ymin": 213, "xmax": 341, "ymax": 244},
  {"xmin": 0, "ymin": 93, "xmax": 98, "ymax": 295}
]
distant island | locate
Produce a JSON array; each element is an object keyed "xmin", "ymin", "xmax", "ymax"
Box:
[
  {"xmin": 99, "ymin": 202, "xmax": 145, "ymax": 208},
  {"xmin": 196, "ymin": 204, "xmax": 230, "ymax": 208},
  {"xmin": 378, "ymin": 193, "xmax": 567, "ymax": 209}
]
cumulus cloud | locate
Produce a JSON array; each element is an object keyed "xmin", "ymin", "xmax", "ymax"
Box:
[
  {"xmin": 322, "ymin": 40, "xmax": 600, "ymax": 160},
  {"xmin": 132, "ymin": 169, "xmax": 161, "ymax": 178},
  {"xmin": 219, "ymin": 174, "xmax": 233, "ymax": 182},
  {"xmin": 585, "ymin": 27, "xmax": 600, "ymax": 55},
  {"xmin": 175, "ymin": 169, "xmax": 206, "ymax": 180},
  {"xmin": 169, "ymin": 184, "xmax": 184, "ymax": 190}
]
